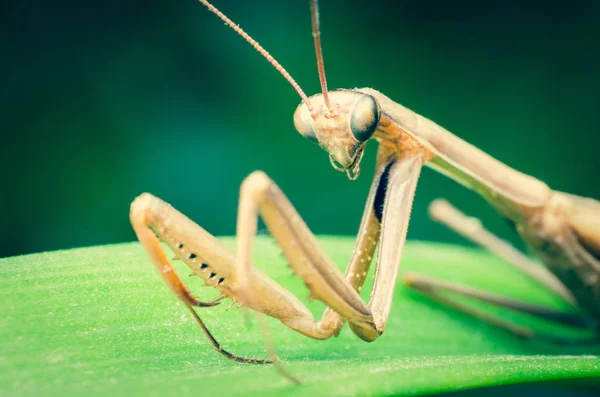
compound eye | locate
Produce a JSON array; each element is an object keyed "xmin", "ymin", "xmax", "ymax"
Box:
[
  {"xmin": 350, "ymin": 95, "xmax": 381, "ymax": 142},
  {"xmin": 293, "ymin": 103, "xmax": 318, "ymax": 143},
  {"xmin": 299, "ymin": 124, "xmax": 318, "ymax": 143}
]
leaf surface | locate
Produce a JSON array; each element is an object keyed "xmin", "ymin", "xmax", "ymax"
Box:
[{"xmin": 1, "ymin": 238, "xmax": 598, "ymax": 396}]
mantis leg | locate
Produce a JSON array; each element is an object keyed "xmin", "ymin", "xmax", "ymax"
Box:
[
  {"xmin": 428, "ymin": 199, "xmax": 575, "ymax": 304},
  {"xmin": 402, "ymin": 199, "xmax": 599, "ymax": 342},
  {"xmin": 404, "ymin": 273, "xmax": 600, "ymax": 344},
  {"xmin": 348, "ymin": 152, "xmax": 424, "ymax": 338},
  {"xmin": 235, "ymin": 150, "xmax": 427, "ymax": 344},
  {"xmin": 131, "ymin": 150, "xmax": 425, "ymax": 374},
  {"xmin": 234, "ymin": 151, "xmax": 425, "ymax": 344},
  {"xmin": 233, "ymin": 170, "xmax": 382, "ymax": 340},
  {"xmin": 129, "ymin": 158, "xmax": 395, "ymax": 369},
  {"xmin": 405, "ymin": 273, "xmax": 595, "ymax": 329},
  {"xmin": 130, "ymin": 195, "xmax": 271, "ymax": 364}
]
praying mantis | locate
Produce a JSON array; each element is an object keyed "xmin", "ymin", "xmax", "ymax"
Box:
[{"xmin": 130, "ymin": 0, "xmax": 600, "ymax": 382}]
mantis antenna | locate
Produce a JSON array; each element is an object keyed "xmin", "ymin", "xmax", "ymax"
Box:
[
  {"xmin": 310, "ymin": 0, "xmax": 333, "ymax": 112},
  {"xmin": 197, "ymin": 0, "xmax": 313, "ymax": 112}
]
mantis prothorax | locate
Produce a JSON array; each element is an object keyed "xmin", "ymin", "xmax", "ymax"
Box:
[{"xmin": 130, "ymin": 0, "xmax": 600, "ymax": 382}]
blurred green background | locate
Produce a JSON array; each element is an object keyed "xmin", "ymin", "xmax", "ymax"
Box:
[{"xmin": 1, "ymin": 0, "xmax": 599, "ymax": 258}]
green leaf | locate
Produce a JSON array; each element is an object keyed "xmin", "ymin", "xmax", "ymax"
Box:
[{"xmin": 1, "ymin": 238, "xmax": 599, "ymax": 396}]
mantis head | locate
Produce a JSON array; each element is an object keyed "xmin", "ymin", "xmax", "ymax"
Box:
[
  {"xmin": 293, "ymin": 90, "xmax": 381, "ymax": 180},
  {"xmin": 198, "ymin": 0, "xmax": 373, "ymax": 178}
]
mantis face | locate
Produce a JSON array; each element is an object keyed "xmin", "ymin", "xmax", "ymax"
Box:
[{"xmin": 293, "ymin": 90, "xmax": 381, "ymax": 180}]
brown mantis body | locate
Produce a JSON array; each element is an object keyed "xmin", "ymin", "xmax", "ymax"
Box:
[{"xmin": 130, "ymin": 0, "xmax": 600, "ymax": 381}]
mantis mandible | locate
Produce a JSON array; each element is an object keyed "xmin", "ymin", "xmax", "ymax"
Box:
[{"xmin": 130, "ymin": 0, "xmax": 600, "ymax": 382}]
